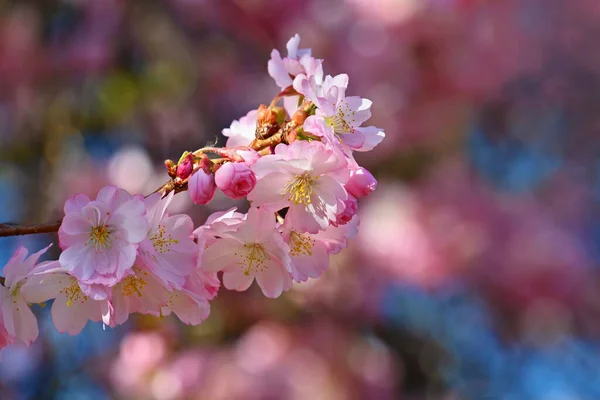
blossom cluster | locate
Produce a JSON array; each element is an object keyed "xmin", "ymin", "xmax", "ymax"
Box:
[{"xmin": 0, "ymin": 34, "xmax": 383, "ymax": 353}]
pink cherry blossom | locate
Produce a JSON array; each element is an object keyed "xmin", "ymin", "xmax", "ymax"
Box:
[
  {"xmin": 302, "ymin": 100, "xmax": 385, "ymax": 153},
  {"xmin": 0, "ymin": 245, "xmax": 52, "ymax": 345},
  {"xmin": 188, "ymin": 169, "xmax": 217, "ymax": 205},
  {"xmin": 234, "ymin": 147, "xmax": 261, "ymax": 166},
  {"xmin": 202, "ymin": 207, "xmax": 293, "ymax": 298},
  {"xmin": 296, "ymin": 69, "xmax": 385, "ymax": 152},
  {"xmin": 137, "ymin": 193, "xmax": 197, "ymax": 290},
  {"xmin": 159, "ymin": 274, "xmax": 211, "ymax": 326},
  {"xmin": 248, "ymin": 140, "xmax": 349, "ymax": 234},
  {"xmin": 156, "ymin": 227, "xmax": 218, "ymax": 325},
  {"xmin": 268, "ymin": 34, "xmax": 322, "ymax": 90},
  {"xmin": 194, "ymin": 207, "xmax": 247, "ymax": 248},
  {"xmin": 281, "ymin": 215, "xmax": 360, "ymax": 283},
  {"xmin": 58, "ymin": 186, "xmax": 148, "ymax": 293},
  {"xmin": 215, "ymin": 162, "xmax": 257, "ymax": 199},
  {"xmin": 222, "ymin": 109, "xmax": 258, "ymax": 148},
  {"xmin": 110, "ymin": 264, "xmax": 168, "ymax": 326},
  {"xmin": 21, "ymin": 261, "xmax": 111, "ymax": 335}
]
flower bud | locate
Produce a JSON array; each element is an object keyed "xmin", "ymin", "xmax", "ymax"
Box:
[
  {"xmin": 188, "ymin": 169, "xmax": 216, "ymax": 205},
  {"xmin": 176, "ymin": 153, "xmax": 194, "ymax": 180},
  {"xmin": 257, "ymin": 104, "xmax": 278, "ymax": 126},
  {"xmin": 334, "ymin": 195, "xmax": 358, "ymax": 226},
  {"xmin": 214, "ymin": 162, "xmax": 256, "ymax": 199},
  {"xmin": 164, "ymin": 159, "xmax": 177, "ymax": 178},
  {"xmin": 346, "ymin": 167, "xmax": 377, "ymax": 198}
]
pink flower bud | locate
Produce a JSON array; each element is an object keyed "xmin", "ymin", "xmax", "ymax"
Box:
[
  {"xmin": 215, "ymin": 162, "xmax": 256, "ymax": 199},
  {"xmin": 176, "ymin": 154, "xmax": 194, "ymax": 180},
  {"xmin": 188, "ymin": 169, "xmax": 216, "ymax": 205},
  {"xmin": 346, "ymin": 167, "xmax": 377, "ymax": 198},
  {"xmin": 334, "ymin": 195, "xmax": 358, "ymax": 226}
]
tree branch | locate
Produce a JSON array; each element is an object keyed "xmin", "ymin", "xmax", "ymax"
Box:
[{"xmin": 0, "ymin": 221, "xmax": 63, "ymax": 237}]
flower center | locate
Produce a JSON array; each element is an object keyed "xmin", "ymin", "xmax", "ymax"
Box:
[
  {"xmin": 283, "ymin": 174, "xmax": 314, "ymax": 205},
  {"xmin": 289, "ymin": 231, "xmax": 315, "ymax": 257},
  {"xmin": 325, "ymin": 101, "xmax": 354, "ymax": 135},
  {"xmin": 89, "ymin": 224, "xmax": 112, "ymax": 249},
  {"xmin": 122, "ymin": 273, "xmax": 148, "ymax": 297},
  {"xmin": 237, "ymin": 243, "xmax": 271, "ymax": 276},
  {"xmin": 61, "ymin": 280, "xmax": 88, "ymax": 306},
  {"xmin": 150, "ymin": 224, "xmax": 179, "ymax": 254}
]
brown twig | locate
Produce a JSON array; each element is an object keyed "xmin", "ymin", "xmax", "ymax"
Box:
[{"xmin": 0, "ymin": 221, "xmax": 63, "ymax": 238}]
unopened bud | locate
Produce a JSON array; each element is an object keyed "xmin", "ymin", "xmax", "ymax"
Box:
[
  {"xmin": 188, "ymin": 169, "xmax": 216, "ymax": 205},
  {"xmin": 164, "ymin": 159, "xmax": 177, "ymax": 178},
  {"xmin": 176, "ymin": 153, "xmax": 194, "ymax": 180},
  {"xmin": 257, "ymin": 104, "xmax": 278, "ymax": 126},
  {"xmin": 332, "ymin": 195, "xmax": 358, "ymax": 226},
  {"xmin": 346, "ymin": 167, "xmax": 377, "ymax": 198},
  {"xmin": 215, "ymin": 162, "xmax": 256, "ymax": 199}
]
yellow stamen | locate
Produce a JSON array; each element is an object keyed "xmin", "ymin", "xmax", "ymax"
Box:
[
  {"xmin": 150, "ymin": 224, "xmax": 179, "ymax": 254},
  {"xmin": 61, "ymin": 281, "xmax": 87, "ymax": 306},
  {"xmin": 89, "ymin": 225, "xmax": 112, "ymax": 249},
  {"xmin": 283, "ymin": 174, "xmax": 314, "ymax": 205},
  {"xmin": 289, "ymin": 231, "xmax": 315, "ymax": 257},
  {"xmin": 236, "ymin": 243, "xmax": 271, "ymax": 276},
  {"xmin": 325, "ymin": 100, "xmax": 355, "ymax": 135},
  {"xmin": 121, "ymin": 274, "xmax": 147, "ymax": 297}
]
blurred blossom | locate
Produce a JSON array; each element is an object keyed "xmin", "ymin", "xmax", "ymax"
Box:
[
  {"xmin": 346, "ymin": 0, "xmax": 423, "ymax": 26},
  {"xmin": 2, "ymin": 0, "xmax": 600, "ymax": 398},
  {"xmin": 107, "ymin": 146, "xmax": 153, "ymax": 193}
]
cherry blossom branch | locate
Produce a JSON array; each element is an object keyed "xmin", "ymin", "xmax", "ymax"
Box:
[{"xmin": 0, "ymin": 94, "xmax": 313, "ymax": 238}]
